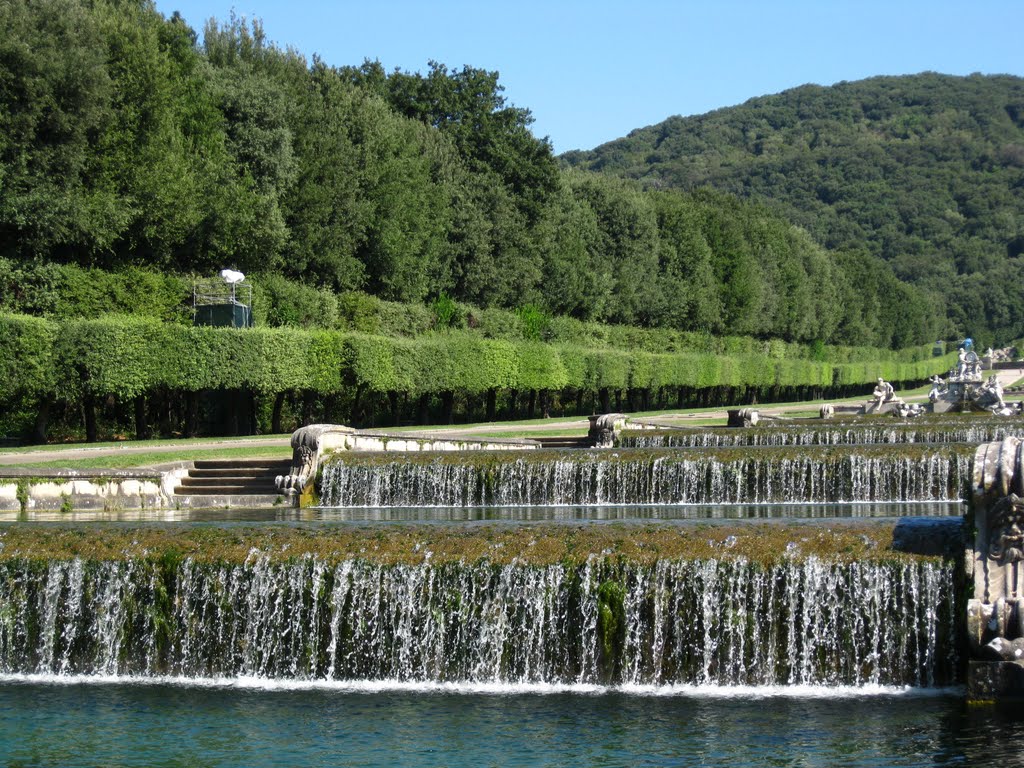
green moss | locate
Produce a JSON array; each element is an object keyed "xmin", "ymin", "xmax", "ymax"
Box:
[
  {"xmin": 148, "ymin": 559, "xmax": 175, "ymax": 668},
  {"xmin": 0, "ymin": 522, "xmax": 946, "ymax": 568},
  {"xmin": 596, "ymin": 578, "xmax": 626, "ymax": 680},
  {"xmin": 618, "ymin": 414, "xmax": 1017, "ymax": 449}
]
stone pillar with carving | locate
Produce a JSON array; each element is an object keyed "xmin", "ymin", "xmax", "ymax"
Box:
[
  {"xmin": 275, "ymin": 424, "xmax": 355, "ymax": 502},
  {"xmin": 587, "ymin": 413, "xmax": 627, "ymax": 448},
  {"xmin": 968, "ymin": 437, "xmax": 1024, "ymax": 699}
]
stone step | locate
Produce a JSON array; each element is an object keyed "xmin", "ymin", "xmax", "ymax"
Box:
[
  {"xmin": 534, "ymin": 437, "xmax": 597, "ymax": 449},
  {"xmin": 178, "ymin": 476, "xmax": 277, "ymax": 488},
  {"xmin": 192, "ymin": 459, "xmax": 291, "ymax": 470},
  {"xmin": 171, "ymin": 457, "xmax": 292, "ymax": 506},
  {"xmin": 188, "ymin": 468, "xmax": 283, "ymax": 479},
  {"xmin": 174, "ymin": 483, "xmax": 279, "ymax": 496}
]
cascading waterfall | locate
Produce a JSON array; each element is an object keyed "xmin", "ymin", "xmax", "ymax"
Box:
[
  {"xmin": 618, "ymin": 423, "xmax": 1024, "ymax": 448},
  {"xmin": 0, "ymin": 555, "xmax": 958, "ymax": 687},
  {"xmin": 319, "ymin": 447, "xmax": 973, "ymax": 507}
]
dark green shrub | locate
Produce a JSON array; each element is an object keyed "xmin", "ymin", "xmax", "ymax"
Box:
[
  {"xmin": 432, "ymin": 293, "xmax": 464, "ymax": 329},
  {"xmin": 516, "ymin": 304, "xmax": 550, "ymax": 341},
  {"xmin": 251, "ymin": 274, "xmax": 339, "ymax": 329}
]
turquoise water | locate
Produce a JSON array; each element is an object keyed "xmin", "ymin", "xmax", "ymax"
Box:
[
  {"xmin": 0, "ymin": 491, "xmax": 979, "ymax": 766},
  {"xmin": 0, "ymin": 678, "xmax": 1015, "ymax": 767}
]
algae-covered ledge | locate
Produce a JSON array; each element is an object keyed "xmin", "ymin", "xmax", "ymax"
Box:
[
  {"xmin": 0, "ymin": 469, "xmax": 167, "ymax": 513},
  {"xmin": 0, "ymin": 522, "xmax": 959, "ymax": 567}
]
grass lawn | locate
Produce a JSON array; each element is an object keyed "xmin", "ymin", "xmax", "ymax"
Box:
[
  {"xmin": 380, "ymin": 414, "xmax": 590, "ymax": 432},
  {"xmin": 471, "ymin": 427, "xmax": 590, "ymax": 439},
  {"xmin": 5, "ymin": 445, "xmax": 292, "ymax": 470},
  {"xmin": 0, "ymin": 433, "xmax": 289, "ymax": 454}
]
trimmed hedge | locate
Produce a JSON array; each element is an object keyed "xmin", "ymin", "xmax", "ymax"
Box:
[
  {"xmin": 0, "ymin": 314, "xmax": 57, "ymax": 396},
  {"xmin": 0, "ymin": 315, "xmax": 958, "ymax": 409}
]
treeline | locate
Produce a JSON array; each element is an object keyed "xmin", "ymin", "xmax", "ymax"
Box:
[
  {"xmin": 0, "ymin": 314, "xmax": 954, "ymax": 442},
  {"xmin": 0, "ymin": 259, "xmax": 952, "ymax": 362},
  {"xmin": 563, "ymin": 73, "xmax": 1024, "ymax": 342},
  {"xmin": 0, "ymin": 0, "xmax": 939, "ymax": 348}
]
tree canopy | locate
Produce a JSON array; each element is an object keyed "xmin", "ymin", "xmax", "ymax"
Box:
[
  {"xmin": 564, "ymin": 72, "xmax": 1024, "ymax": 342},
  {"xmin": 0, "ymin": 1, "xmax": 948, "ymax": 348}
]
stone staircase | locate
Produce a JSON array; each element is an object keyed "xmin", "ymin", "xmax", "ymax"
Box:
[
  {"xmin": 173, "ymin": 458, "xmax": 293, "ymax": 508},
  {"xmin": 533, "ymin": 435, "xmax": 597, "ymax": 449}
]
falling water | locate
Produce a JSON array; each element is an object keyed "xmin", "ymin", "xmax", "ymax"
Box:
[
  {"xmin": 0, "ymin": 555, "xmax": 958, "ymax": 687},
  {"xmin": 319, "ymin": 446, "xmax": 973, "ymax": 507},
  {"xmin": 618, "ymin": 423, "xmax": 1024, "ymax": 448}
]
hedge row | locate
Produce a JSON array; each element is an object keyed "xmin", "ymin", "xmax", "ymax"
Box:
[
  {"xmin": 0, "ymin": 314, "xmax": 958, "ymax": 403},
  {"xmin": 0, "ymin": 257, "xmax": 950, "ymax": 365},
  {"xmin": 336, "ymin": 292, "xmax": 946, "ymax": 364}
]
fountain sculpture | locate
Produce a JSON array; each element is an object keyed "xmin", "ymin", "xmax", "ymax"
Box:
[
  {"xmin": 968, "ymin": 437, "xmax": 1024, "ymax": 699},
  {"xmin": 928, "ymin": 344, "xmax": 1013, "ymax": 414},
  {"xmin": 842, "ymin": 342, "xmax": 1015, "ymax": 417}
]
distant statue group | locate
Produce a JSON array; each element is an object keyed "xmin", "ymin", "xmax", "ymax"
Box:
[
  {"xmin": 977, "ymin": 374, "xmax": 1007, "ymax": 411},
  {"xmin": 841, "ymin": 339, "xmax": 1019, "ymax": 418},
  {"xmin": 955, "ymin": 346, "xmax": 983, "ymax": 381}
]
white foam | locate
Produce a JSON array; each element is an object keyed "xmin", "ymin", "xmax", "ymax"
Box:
[{"xmin": 0, "ymin": 673, "xmax": 963, "ymax": 699}]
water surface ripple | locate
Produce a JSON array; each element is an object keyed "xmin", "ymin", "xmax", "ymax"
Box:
[{"xmin": 0, "ymin": 679, "xmax": 1017, "ymax": 767}]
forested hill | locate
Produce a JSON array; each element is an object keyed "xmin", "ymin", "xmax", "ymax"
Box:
[
  {"xmin": 562, "ymin": 73, "xmax": 1024, "ymax": 342},
  {"xmin": 1, "ymin": 2, "xmax": 945, "ymax": 349}
]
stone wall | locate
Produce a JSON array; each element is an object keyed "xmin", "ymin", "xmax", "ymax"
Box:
[{"xmin": 0, "ymin": 469, "xmax": 168, "ymax": 513}]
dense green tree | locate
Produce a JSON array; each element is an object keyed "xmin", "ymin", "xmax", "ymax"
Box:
[
  {"xmin": 278, "ymin": 59, "xmax": 370, "ymax": 290},
  {"xmin": 92, "ymin": 1, "xmax": 248, "ymax": 272},
  {"xmin": 564, "ymin": 73, "xmax": 1024, "ymax": 341},
  {"xmin": 0, "ymin": 1, "xmax": 952, "ymax": 350},
  {"xmin": 201, "ymin": 15, "xmax": 300, "ymax": 271},
  {"xmin": 532, "ymin": 180, "xmax": 610, "ymax": 321},
  {"xmin": 650, "ymin": 193, "xmax": 723, "ymax": 333},
  {"xmin": 379, "ymin": 61, "xmax": 559, "ymax": 222},
  {"xmin": 447, "ymin": 168, "xmax": 545, "ymax": 309},
  {"xmin": 567, "ymin": 174, "xmax": 664, "ymax": 326},
  {"xmin": 0, "ymin": 0, "xmax": 118, "ymax": 259}
]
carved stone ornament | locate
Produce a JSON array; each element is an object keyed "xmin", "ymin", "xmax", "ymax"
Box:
[
  {"xmin": 989, "ymin": 494, "xmax": 1024, "ymax": 567},
  {"xmin": 588, "ymin": 413, "xmax": 627, "ymax": 448},
  {"xmin": 726, "ymin": 408, "xmax": 759, "ymax": 427},
  {"xmin": 966, "ymin": 438, "xmax": 1024, "ymax": 698},
  {"xmin": 275, "ymin": 424, "xmax": 355, "ymax": 496}
]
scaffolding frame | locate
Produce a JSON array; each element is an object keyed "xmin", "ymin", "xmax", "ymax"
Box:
[
  {"xmin": 193, "ymin": 278, "xmax": 253, "ymax": 328},
  {"xmin": 193, "ymin": 278, "xmax": 252, "ymax": 308}
]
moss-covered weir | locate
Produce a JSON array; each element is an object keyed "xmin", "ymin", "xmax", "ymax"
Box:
[
  {"xmin": 0, "ymin": 522, "xmax": 960, "ymax": 687},
  {"xmin": 0, "ymin": 521, "xmax": 952, "ymax": 567},
  {"xmin": 319, "ymin": 444, "xmax": 975, "ymax": 507}
]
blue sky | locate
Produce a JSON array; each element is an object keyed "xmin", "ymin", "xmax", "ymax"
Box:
[{"xmin": 154, "ymin": 0, "xmax": 1024, "ymax": 154}]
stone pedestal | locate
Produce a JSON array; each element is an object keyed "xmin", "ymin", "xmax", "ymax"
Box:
[
  {"xmin": 861, "ymin": 401, "xmax": 901, "ymax": 415},
  {"xmin": 934, "ymin": 380, "xmax": 980, "ymax": 413},
  {"xmin": 931, "ymin": 398, "xmax": 961, "ymax": 414}
]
